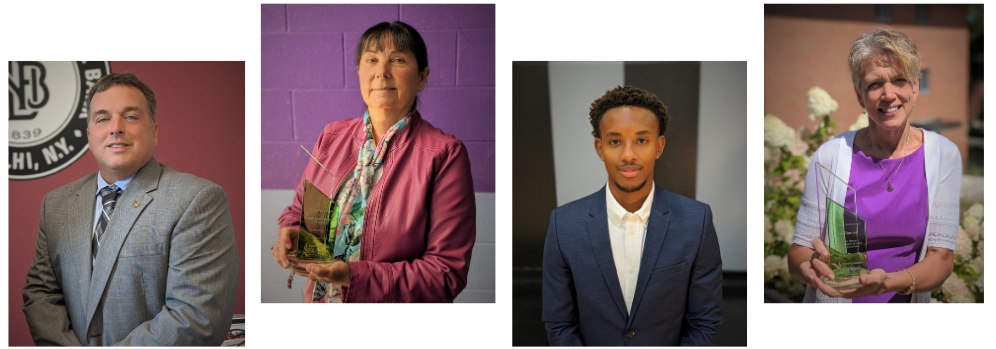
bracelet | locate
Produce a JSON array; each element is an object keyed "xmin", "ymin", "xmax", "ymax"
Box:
[{"xmin": 896, "ymin": 269, "xmax": 916, "ymax": 295}]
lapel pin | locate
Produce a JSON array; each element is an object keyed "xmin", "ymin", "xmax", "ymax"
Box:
[{"xmin": 133, "ymin": 201, "xmax": 140, "ymax": 207}]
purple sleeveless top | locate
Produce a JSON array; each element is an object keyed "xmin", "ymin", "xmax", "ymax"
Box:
[{"xmin": 844, "ymin": 142, "xmax": 928, "ymax": 303}]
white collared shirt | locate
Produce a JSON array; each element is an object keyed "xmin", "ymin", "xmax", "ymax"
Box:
[
  {"xmin": 91, "ymin": 171, "xmax": 136, "ymax": 267},
  {"xmin": 606, "ymin": 182, "xmax": 654, "ymax": 314}
]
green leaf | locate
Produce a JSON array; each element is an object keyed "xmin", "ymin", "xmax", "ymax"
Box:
[{"xmin": 792, "ymin": 156, "xmax": 806, "ymax": 170}]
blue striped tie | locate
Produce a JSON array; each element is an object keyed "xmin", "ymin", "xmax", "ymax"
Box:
[{"xmin": 92, "ymin": 185, "xmax": 121, "ymax": 267}]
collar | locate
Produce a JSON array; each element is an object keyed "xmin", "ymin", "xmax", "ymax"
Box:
[
  {"xmin": 354, "ymin": 109, "xmax": 422, "ymax": 150},
  {"xmin": 606, "ymin": 181, "xmax": 655, "ymax": 227},
  {"xmin": 96, "ymin": 170, "xmax": 137, "ymax": 196}
]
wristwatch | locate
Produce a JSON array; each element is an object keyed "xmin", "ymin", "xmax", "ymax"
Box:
[{"xmin": 896, "ymin": 269, "xmax": 916, "ymax": 295}]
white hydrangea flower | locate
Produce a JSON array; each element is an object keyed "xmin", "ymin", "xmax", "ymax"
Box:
[
  {"xmin": 972, "ymin": 257, "xmax": 984, "ymax": 274},
  {"xmin": 764, "ymin": 114, "xmax": 795, "ymax": 149},
  {"xmin": 849, "ymin": 112, "xmax": 869, "ymax": 131},
  {"xmin": 764, "ymin": 215, "xmax": 774, "ymax": 245},
  {"xmin": 764, "ymin": 146, "xmax": 772, "ymax": 163},
  {"xmin": 806, "ymin": 87, "xmax": 838, "ymax": 120},
  {"xmin": 764, "ymin": 255, "xmax": 781, "ymax": 282},
  {"xmin": 977, "ymin": 275, "xmax": 984, "ymax": 293},
  {"xmin": 930, "ymin": 297, "xmax": 940, "ymax": 303},
  {"xmin": 771, "ymin": 178, "xmax": 784, "ymax": 189},
  {"xmin": 774, "ymin": 219, "xmax": 795, "ymax": 244},
  {"xmin": 784, "ymin": 168, "xmax": 801, "ymax": 184},
  {"xmin": 964, "ymin": 215, "xmax": 981, "ymax": 241},
  {"xmin": 940, "ymin": 273, "xmax": 974, "ymax": 302},
  {"xmin": 766, "ymin": 144, "xmax": 782, "ymax": 172},
  {"xmin": 967, "ymin": 203, "xmax": 984, "ymax": 220},
  {"xmin": 781, "ymin": 168, "xmax": 806, "ymax": 193},
  {"xmin": 789, "ymin": 138, "xmax": 808, "ymax": 157},
  {"xmin": 799, "ymin": 155, "xmax": 812, "ymax": 171},
  {"xmin": 955, "ymin": 227, "xmax": 973, "ymax": 261},
  {"xmin": 964, "ymin": 215, "xmax": 980, "ymax": 229},
  {"xmin": 967, "ymin": 225, "xmax": 982, "ymax": 242},
  {"xmin": 779, "ymin": 256, "xmax": 791, "ymax": 281},
  {"xmin": 951, "ymin": 294, "xmax": 975, "ymax": 303},
  {"xmin": 794, "ymin": 177, "xmax": 806, "ymax": 192}
]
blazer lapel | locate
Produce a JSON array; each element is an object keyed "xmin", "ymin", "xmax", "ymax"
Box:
[
  {"xmin": 70, "ymin": 177, "xmax": 98, "ymax": 315},
  {"xmin": 586, "ymin": 186, "xmax": 628, "ymax": 321},
  {"xmin": 627, "ymin": 186, "xmax": 671, "ymax": 328},
  {"xmin": 84, "ymin": 159, "xmax": 161, "ymax": 329}
]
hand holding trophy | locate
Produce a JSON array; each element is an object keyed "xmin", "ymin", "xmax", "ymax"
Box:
[
  {"xmin": 814, "ymin": 162, "xmax": 869, "ymax": 291},
  {"xmin": 286, "ymin": 179, "xmax": 340, "ymax": 273},
  {"xmin": 273, "ymin": 144, "xmax": 342, "ymax": 275}
]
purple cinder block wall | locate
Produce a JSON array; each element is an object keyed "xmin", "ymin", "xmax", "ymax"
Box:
[{"xmin": 261, "ymin": 4, "xmax": 495, "ymax": 192}]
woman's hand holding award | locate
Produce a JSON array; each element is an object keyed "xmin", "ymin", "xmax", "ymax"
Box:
[
  {"xmin": 815, "ymin": 162, "xmax": 869, "ymax": 290},
  {"xmin": 286, "ymin": 144, "xmax": 342, "ymax": 273}
]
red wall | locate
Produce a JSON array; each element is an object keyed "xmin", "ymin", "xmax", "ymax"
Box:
[{"xmin": 7, "ymin": 61, "xmax": 246, "ymax": 346}]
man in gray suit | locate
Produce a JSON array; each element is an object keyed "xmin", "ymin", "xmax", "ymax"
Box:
[{"xmin": 22, "ymin": 72, "xmax": 240, "ymax": 346}]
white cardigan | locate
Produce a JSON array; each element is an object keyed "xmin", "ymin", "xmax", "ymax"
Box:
[{"xmin": 792, "ymin": 128, "xmax": 962, "ymax": 303}]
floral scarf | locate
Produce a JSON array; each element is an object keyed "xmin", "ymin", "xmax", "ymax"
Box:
[{"xmin": 309, "ymin": 109, "xmax": 412, "ymax": 303}]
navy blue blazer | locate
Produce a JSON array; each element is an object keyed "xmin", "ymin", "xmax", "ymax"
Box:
[{"xmin": 542, "ymin": 185, "xmax": 722, "ymax": 346}]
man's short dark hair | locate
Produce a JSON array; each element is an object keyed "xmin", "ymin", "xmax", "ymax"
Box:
[
  {"xmin": 86, "ymin": 72, "xmax": 157, "ymax": 125},
  {"xmin": 588, "ymin": 85, "xmax": 669, "ymax": 138}
]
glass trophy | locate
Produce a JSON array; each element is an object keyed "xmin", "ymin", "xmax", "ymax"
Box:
[
  {"xmin": 286, "ymin": 179, "xmax": 339, "ymax": 272},
  {"xmin": 816, "ymin": 162, "xmax": 869, "ymax": 290}
]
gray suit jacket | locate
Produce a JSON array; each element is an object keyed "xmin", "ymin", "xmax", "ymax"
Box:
[{"xmin": 22, "ymin": 158, "xmax": 240, "ymax": 346}]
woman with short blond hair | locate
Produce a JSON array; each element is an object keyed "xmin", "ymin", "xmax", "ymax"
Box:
[{"xmin": 788, "ymin": 28, "xmax": 960, "ymax": 303}]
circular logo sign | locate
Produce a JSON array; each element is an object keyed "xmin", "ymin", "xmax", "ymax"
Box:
[{"xmin": 8, "ymin": 61, "xmax": 110, "ymax": 180}]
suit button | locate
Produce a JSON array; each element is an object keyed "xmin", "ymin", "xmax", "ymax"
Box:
[{"xmin": 626, "ymin": 330, "xmax": 635, "ymax": 339}]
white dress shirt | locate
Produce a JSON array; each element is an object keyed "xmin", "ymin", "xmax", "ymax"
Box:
[
  {"xmin": 91, "ymin": 172, "xmax": 136, "ymax": 267},
  {"xmin": 606, "ymin": 182, "xmax": 654, "ymax": 314}
]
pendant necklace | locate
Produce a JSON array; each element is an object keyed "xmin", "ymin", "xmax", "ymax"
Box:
[{"xmin": 870, "ymin": 125, "xmax": 911, "ymax": 192}]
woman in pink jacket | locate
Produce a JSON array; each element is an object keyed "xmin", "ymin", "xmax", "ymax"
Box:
[{"xmin": 270, "ymin": 21, "xmax": 476, "ymax": 303}]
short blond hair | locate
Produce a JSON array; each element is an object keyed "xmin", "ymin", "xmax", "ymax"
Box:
[{"xmin": 848, "ymin": 28, "xmax": 921, "ymax": 91}]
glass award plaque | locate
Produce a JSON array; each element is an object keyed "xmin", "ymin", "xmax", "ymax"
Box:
[
  {"xmin": 821, "ymin": 198, "xmax": 868, "ymax": 289},
  {"xmin": 815, "ymin": 162, "xmax": 869, "ymax": 290},
  {"xmin": 286, "ymin": 179, "xmax": 339, "ymax": 272}
]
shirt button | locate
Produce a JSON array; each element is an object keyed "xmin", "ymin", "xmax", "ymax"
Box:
[
  {"xmin": 627, "ymin": 330, "xmax": 636, "ymax": 339},
  {"xmin": 629, "ymin": 269, "xmax": 634, "ymax": 274}
]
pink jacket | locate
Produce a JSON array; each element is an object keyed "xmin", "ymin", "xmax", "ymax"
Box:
[{"xmin": 279, "ymin": 111, "xmax": 476, "ymax": 302}]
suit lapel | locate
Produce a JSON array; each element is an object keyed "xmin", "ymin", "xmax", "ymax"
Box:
[
  {"xmin": 84, "ymin": 159, "xmax": 161, "ymax": 329},
  {"xmin": 586, "ymin": 186, "xmax": 628, "ymax": 321},
  {"xmin": 627, "ymin": 186, "xmax": 670, "ymax": 328},
  {"xmin": 71, "ymin": 177, "xmax": 98, "ymax": 307}
]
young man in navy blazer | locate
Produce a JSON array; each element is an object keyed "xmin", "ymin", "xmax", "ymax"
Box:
[{"xmin": 542, "ymin": 85, "xmax": 722, "ymax": 346}]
